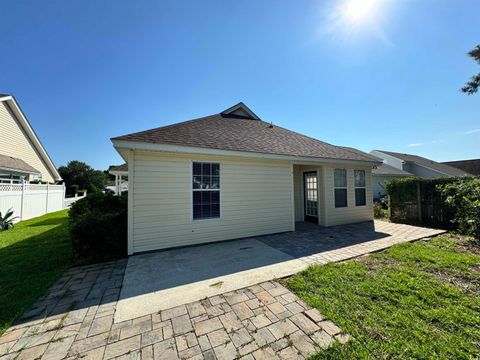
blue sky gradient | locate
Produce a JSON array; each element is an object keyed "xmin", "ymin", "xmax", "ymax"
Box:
[{"xmin": 1, "ymin": 0, "xmax": 479, "ymax": 170}]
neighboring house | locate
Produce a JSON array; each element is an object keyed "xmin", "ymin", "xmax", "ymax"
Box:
[
  {"xmin": 0, "ymin": 93, "xmax": 64, "ymax": 220},
  {"xmin": 442, "ymin": 159, "xmax": 480, "ymax": 176},
  {"xmin": 370, "ymin": 150, "xmax": 469, "ymax": 178},
  {"xmin": 111, "ymin": 102, "xmax": 381, "ymax": 255},
  {"xmin": 371, "ymin": 163, "xmax": 412, "ymax": 200},
  {"xmin": 107, "ymin": 163, "xmax": 128, "ymax": 194},
  {"xmin": 0, "ymin": 94, "xmax": 61, "ymax": 183}
]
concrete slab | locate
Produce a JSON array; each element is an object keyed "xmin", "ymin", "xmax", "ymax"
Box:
[
  {"xmin": 115, "ymin": 220, "xmax": 446, "ymax": 323},
  {"xmin": 115, "ymin": 238, "xmax": 306, "ymax": 322}
]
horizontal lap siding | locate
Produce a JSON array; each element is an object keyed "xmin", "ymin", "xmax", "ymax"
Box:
[
  {"xmin": 0, "ymin": 102, "xmax": 54, "ymax": 183},
  {"xmin": 132, "ymin": 152, "xmax": 293, "ymax": 253},
  {"xmin": 323, "ymin": 166, "xmax": 373, "ymax": 226}
]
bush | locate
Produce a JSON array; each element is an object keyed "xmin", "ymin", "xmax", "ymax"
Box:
[
  {"xmin": 69, "ymin": 192, "xmax": 127, "ymax": 261},
  {"xmin": 373, "ymin": 202, "xmax": 388, "ymax": 219},
  {"xmin": 438, "ymin": 177, "xmax": 480, "ymax": 239}
]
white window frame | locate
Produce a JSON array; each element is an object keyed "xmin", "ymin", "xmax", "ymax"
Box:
[
  {"xmin": 334, "ymin": 168, "xmax": 348, "ymax": 208},
  {"xmin": 354, "ymin": 169, "xmax": 366, "ymax": 207},
  {"xmin": 191, "ymin": 160, "xmax": 221, "ymax": 221}
]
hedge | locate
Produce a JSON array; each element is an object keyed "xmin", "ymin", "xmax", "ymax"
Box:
[{"xmin": 69, "ymin": 192, "xmax": 127, "ymax": 261}]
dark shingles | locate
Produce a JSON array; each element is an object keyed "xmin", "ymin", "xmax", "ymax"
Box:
[
  {"xmin": 112, "ymin": 114, "xmax": 379, "ymax": 163},
  {"xmin": 108, "ymin": 164, "xmax": 128, "ymax": 172},
  {"xmin": 442, "ymin": 159, "xmax": 480, "ymax": 176}
]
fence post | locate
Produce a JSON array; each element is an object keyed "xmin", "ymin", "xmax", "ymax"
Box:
[
  {"xmin": 62, "ymin": 184, "xmax": 66, "ymax": 210},
  {"xmin": 45, "ymin": 183, "xmax": 49, "ymax": 214},
  {"xmin": 416, "ymin": 181, "xmax": 422, "ymax": 222},
  {"xmin": 20, "ymin": 182, "xmax": 25, "ymax": 220}
]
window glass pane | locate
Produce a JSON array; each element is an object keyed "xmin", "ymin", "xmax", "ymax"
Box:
[
  {"xmin": 193, "ymin": 162, "xmax": 202, "ymax": 176},
  {"xmin": 193, "ymin": 205, "xmax": 202, "ymax": 219},
  {"xmin": 202, "ymin": 204, "xmax": 211, "ymax": 218},
  {"xmin": 201, "ymin": 191, "xmax": 211, "ymax": 204},
  {"xmin": 202, "ymin": 163, "xmax": 211, "ymax": 176},
  {"xmin": 335, "ymin": 189, "xmax": 347, "ymax": 208},
  {"xmin": 355, "ymin": 188, "xmax": 366, "ymax": 206},
  {"xmin": 201, "ymin": 176, "xmax": 211, "ymax": 189},
  {"xmin": 212, "ymin": 163, "xmax": 220, "ymax": 176},
  {"xmin": 212, "ymin": 203, "xmax": 220, "ymax": 217},
  {"xmin": 334, "ymin": 169, "xmax": 347, "ymax": 187},
  {"xmin": 354, "ymin": 170, "xmax": 365, "ymax": 187},
  {"xmin": 211, "ymin": 191, "xmax": 220, "ymax": 204},
  {"xmin": 211, "ymin": 176, "xmax": 220, "ymax": 189},
  {"xmin": 193, "ymin": 192, "xmax": 201, "ymax": 204},
  {"xmin": 193, "ymin": 176, "xmax": 201, "ymax": 189}
]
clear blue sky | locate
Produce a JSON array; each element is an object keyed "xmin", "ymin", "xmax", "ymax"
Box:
[{"xmin": 1, "ymin": 0, "xmax": 479, "ymax": 170}]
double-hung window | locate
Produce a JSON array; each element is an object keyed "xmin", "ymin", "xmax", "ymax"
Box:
[
  {"xmin": 192, "ymin": 162, "xmax": 220, "ymax": 220},
  {"xmin": 334, "ymin": 169, "xmax": 348, "ymax": 208},
  {"xmin": 354, "ymin": 170, "xmax": 366, "ymax": 206}
]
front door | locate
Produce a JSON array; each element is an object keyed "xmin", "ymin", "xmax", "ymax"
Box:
[{"xmin": 303, "ymin": 171, "xmax": 319, "ymax": 223}]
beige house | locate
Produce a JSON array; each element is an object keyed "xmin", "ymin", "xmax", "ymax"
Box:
[
  {"xmin": 112, "ymin": 103, "xmax": 381, "ymax": 255},
  {"xmin": 0, "ymin": 94, "xmax": 61, "ymax": 183}
]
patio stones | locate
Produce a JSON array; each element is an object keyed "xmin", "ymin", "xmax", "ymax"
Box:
[
  {"xmin": 0, "ymin": 263, "xmax": 348, "ymax": 360},
  {"xmin": 0, "ymin": 221, "xmax": 446, "ymax": 359}
]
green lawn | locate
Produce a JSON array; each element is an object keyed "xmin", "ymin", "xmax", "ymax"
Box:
[
  {"xmin": 284, "ymin": 234, "xmax": 480, "ymax": 359},
  {"xmin": 0, "ymin": 210, "xmax": 73, "ymax": 336}
]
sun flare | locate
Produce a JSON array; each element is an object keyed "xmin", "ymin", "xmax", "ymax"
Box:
[{"xmin": 341, "ymin": 0, "xmax": 379, "ymax": 24}]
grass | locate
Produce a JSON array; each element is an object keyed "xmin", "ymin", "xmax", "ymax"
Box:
[
  {"xmin": 0, "ymin": 210, "xmax": 73, "ymax": 336},
  {"xmin": 284, "ymin": 234, "xmax": 480, "ymax": 359}
]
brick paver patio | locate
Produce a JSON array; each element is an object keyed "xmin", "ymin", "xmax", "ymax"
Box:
[
  {"xmin": 0, "ymin": 220, "xmax": 445, "ymax": 360},
  {"xmin": 0, "ymin": 265, "xmax": 347, "ymax": 360}
]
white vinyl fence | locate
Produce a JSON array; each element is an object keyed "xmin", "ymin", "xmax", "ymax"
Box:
[{"xmin": 0, "ymin": 182, "xmax": 66, "ymax": 221}]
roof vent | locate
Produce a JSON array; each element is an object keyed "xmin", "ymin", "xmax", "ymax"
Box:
[{"xmin": 221, "ymin": 102, "xmax": 260, "ymax": 120}]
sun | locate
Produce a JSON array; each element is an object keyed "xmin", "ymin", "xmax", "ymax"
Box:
[{"xmin": 341, "ymin": 0, "xmax": 380, "ymax": 25}]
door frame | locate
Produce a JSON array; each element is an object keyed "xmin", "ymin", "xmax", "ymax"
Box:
[{"xmin": 303, "ymin": 170, "xmax": 319, "ymax": 224}]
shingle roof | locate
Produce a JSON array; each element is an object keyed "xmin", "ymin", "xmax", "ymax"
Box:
[
  {"xmin": 0, "ymin": 154, "xmax": 40, "ymax": 174},
  {"xmin": 442, "ymin": 159, "xmax": 480, "ymax": 176},
  {"xmin": 372, "ymin": 163, "xmax": 412, "ymax": 176},
  {"xmin": 108, "ymin": 164, "xmax": 128, "ymax": 172},
  {"xmin": 375, "ymin": 150, "xmax": 469, "ymax": 176},
  {"xmin": 113, "ymin": 110, "xmax": 379, "ymax": 163}
]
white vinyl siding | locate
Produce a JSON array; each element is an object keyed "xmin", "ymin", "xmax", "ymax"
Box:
[
  {"xmin": 131, "ymin": 152, "xmax": 294, "ymax": 253},
  {"xmin": 0, "ymin": 102, "xmax": 55, "ymax": 183},
  {"xmin": 323, "ymin": 166, "xmax": 373, "ymax": 226}
]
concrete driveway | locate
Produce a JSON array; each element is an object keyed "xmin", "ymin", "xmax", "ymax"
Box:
[{"xmin": 115, "ymin": 220, "xmax": 445, "ymax": 322}]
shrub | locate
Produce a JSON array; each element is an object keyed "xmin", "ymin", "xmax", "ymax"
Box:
[
  {"xmin": 0, "ymin": 208, "xmax": 18, "ymax": 231},
  {"xmin": 373, "ymin": 202, "xmax": 388, "ymax": 219},
  {"xmin": 438, "ymin": 177, "xmax": 480, "ymax": 239},
  {"xmin": 69, "ymin": 192, "xmax": 127, "ymax": 261}
]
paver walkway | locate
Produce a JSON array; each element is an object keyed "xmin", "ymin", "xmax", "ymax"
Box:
[
  {"xmin": 0, "ymin": 220, "xmax": 445, "ymax": 359},
  {"xmin": 0, "ymin": 264, "xmax": 347, "ymax": 360}
]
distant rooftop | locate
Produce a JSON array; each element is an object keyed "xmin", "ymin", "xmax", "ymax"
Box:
[
  {"xmin": 442, "ymin": 159, "xmax": 480, "ymax": 176},
  {"xmin": 0, "ymin": 154, "xmax": 40, "ymax": 175},
  {"xmin": 108, "ymin": 164, "xmax": 128, "ymax": 173},
  {"xmin": 372, "ymin": 162, "xmax": 412, "ymax": 176},
  {"xmin": 374, "ymin": 150, "xmax": 469, "ymax": 177}
]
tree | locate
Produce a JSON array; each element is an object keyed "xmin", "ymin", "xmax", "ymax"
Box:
[
  {"xmin": 461, "ymin": 44, "xmax": 480, "ymax": 95},
  {"xmin": 58, "ymin": 160, "xmax": 107, "ymax": 194}
]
